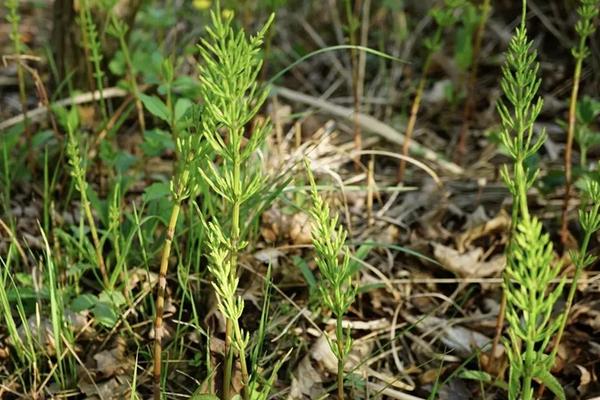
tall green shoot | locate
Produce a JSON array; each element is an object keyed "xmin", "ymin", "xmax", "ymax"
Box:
[
  {"xmin": 65, "ymin": 113, "xmax": 109, "ymax": 286},
  {"xmin": 77, "ymin": 0, "xmax": 108, "ymax": 122},
  {"xmin": 497, "ymin": 2, "xmax": 566, "ymax": 399},
  {"xmin": 196, "ymin": 7, "xmax": 273, "ymax": 399},
  {"xmin": 305, "ymin": 161, "xmax": 357, "ymax": 400},
  {"xmin": 5, "ymin": 0, "xmax": 31, "ymax": 160}
]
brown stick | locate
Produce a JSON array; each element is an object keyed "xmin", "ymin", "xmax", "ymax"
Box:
[{"xmin": 398, "ymin": 56, "xmax": 432, "ymax": 182}]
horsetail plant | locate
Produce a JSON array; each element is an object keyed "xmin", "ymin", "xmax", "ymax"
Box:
[
  {"xmin": 305, "ymin": 161, "xmax": 357, "ymax": 400},
  {"xmin": 65, "ymin": 116, "xmax": 109, "ymax": 286},
  {"xmin": 195, "ymin": 7, "xmax": 273, "ymax": 400},
  {"xmin": 497, "ymin": 2, "xmax": 566, "ymax": 399},
  {"xmin": 560, "ymin": 0, "xmax": 600, "ymax": 243},
  {"xmin": 5, "ymin": 0, "xmax": 28, "ymax": 134},
  {"xmin": 77, "ymin": 0, "xmax": 107, "ymax": 121}
]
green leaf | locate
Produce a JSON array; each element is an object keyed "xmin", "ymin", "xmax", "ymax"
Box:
[
  {"xmin": 535, "ymin": 369, "xmax": 565, "ymax": 400},
  {"xmin": 32, "ymin": 130, "xmax": 56, "ymax": 148},
  {"xmin": 93, "ymin": 301, "xmax": 118, "ymax": 328},
  {"xmin": 143, "ymin": 182, "xmax": 171, "ymax": 202},
  {"xmin": 67, "ymin": 106, "xmax": 80, "ymax": 130},
  {"xmin": 458, "ymin": 369, "xmax": 493, "ymax": 383},
  {"xmin": 141, "ymin": 129, "xmax": 175, "ymax": 157},
  {"xmin": 190, "ymin": 395, "xmax": 219, "ymax": 400},
  {"xmin": 140, "ymin": 94, "xmax": 170, "ymax": 122},
  {"xmin": 174, "ymin": 98, "xmax": 192, "ymax": 122},
  {"xmin": 99, "ymin": 289, "xmax": 126, "ymax": 307},
  {"xmin": 71, "ymin": 294, "xmax": 98, "ymax": 312}
]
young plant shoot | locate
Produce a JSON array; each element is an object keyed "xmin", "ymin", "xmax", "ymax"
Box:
[
  {"xmin": 306, "ymin": 161, "xmax": 357, "ymax": 400},
  {"xmin": 498, "ymin": 1, "xmax": 566, "ymax": 399},
  {"xmin": 65, "ymin": 117, "xmax": 109, "ymax": 286},
  {"xmin": 196, "ymin": 7, "xmax": 274, "ymax": 400}
]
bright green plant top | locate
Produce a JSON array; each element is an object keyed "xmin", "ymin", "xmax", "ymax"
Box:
[
  {"xmin": 306, "ymin": 165, "xmax": 356, "ymax": 323},
  {"xmin": 573, "ymin": 0, "xmax": 600, "ymax": 61}
]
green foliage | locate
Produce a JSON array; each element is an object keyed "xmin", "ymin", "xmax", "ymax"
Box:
[
  {"xmin": 65, "ymin": 112, "xmax": 109, "ymax": 286},
  {"xmin": 497, "ymin": 6, "xmax": 545, "ymax": 219}
]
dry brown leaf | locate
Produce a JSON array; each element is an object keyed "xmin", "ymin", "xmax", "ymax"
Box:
[
  {"xmin": 93, "ymin": 339, "xmax": 128, "ymax": 378},
  {"xmin": 433, "ymin": 243, "xmax": 505, "ymax": 278},
  {"xmin": 79, "ymin": 376, "xmax": 130, "ymax": 400},
  {"xmin": 413, "ymin": 315, "xmax": 501, "ymax": 358},
  {"xmin": 456, "ymin": 209, "xmax": 510, "ymax": 252}
]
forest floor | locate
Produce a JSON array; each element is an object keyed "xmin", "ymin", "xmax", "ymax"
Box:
[{"xmin": 1, "ymin": 1, "xmax": 599, "ymax": 399}]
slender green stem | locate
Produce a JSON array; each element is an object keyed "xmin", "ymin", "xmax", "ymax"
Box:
[
  {"xmin": 80, "ymin": 187, "xmax": 109, "ymax": 286},
  {"xmin": 233, "ymin": 321, "xmax": 250, "ymax": 400},
  {"xmin": 336, "ymin": 314, "xmax": 345, "ymax": 400},
  {"xmin": 223, "ymin": 151, "xmax": 242, "ymax": 400},
  {"xmin": 561, "ymin": 50, "xmax": 584, "ymax": 243}
]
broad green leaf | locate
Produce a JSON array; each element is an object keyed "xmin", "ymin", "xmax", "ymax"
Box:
[
  {"xmin": 143, "ymin": 182, "xmax": 171, "ymax": 202},
  {"xmin": 71, "ymin": 294, "xmax": 98, "ymax": 312},
  {"xmin": 140, "ymin": 94, "xmax": 170, "ymax": 122},
  {"xmin": 141, "ymin": 129, "xmax": 175, "ymax": 157},
  {"xmin": 174, "ymin": 98, "xmax": 192, "ymax": 122},
  {"xmin": 99, "ymin": 289, "xmax": 126, "ymax": 307},
  {"xmin": 93, "ymin": 301, "xmax": 118, "ymax": 328}
]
